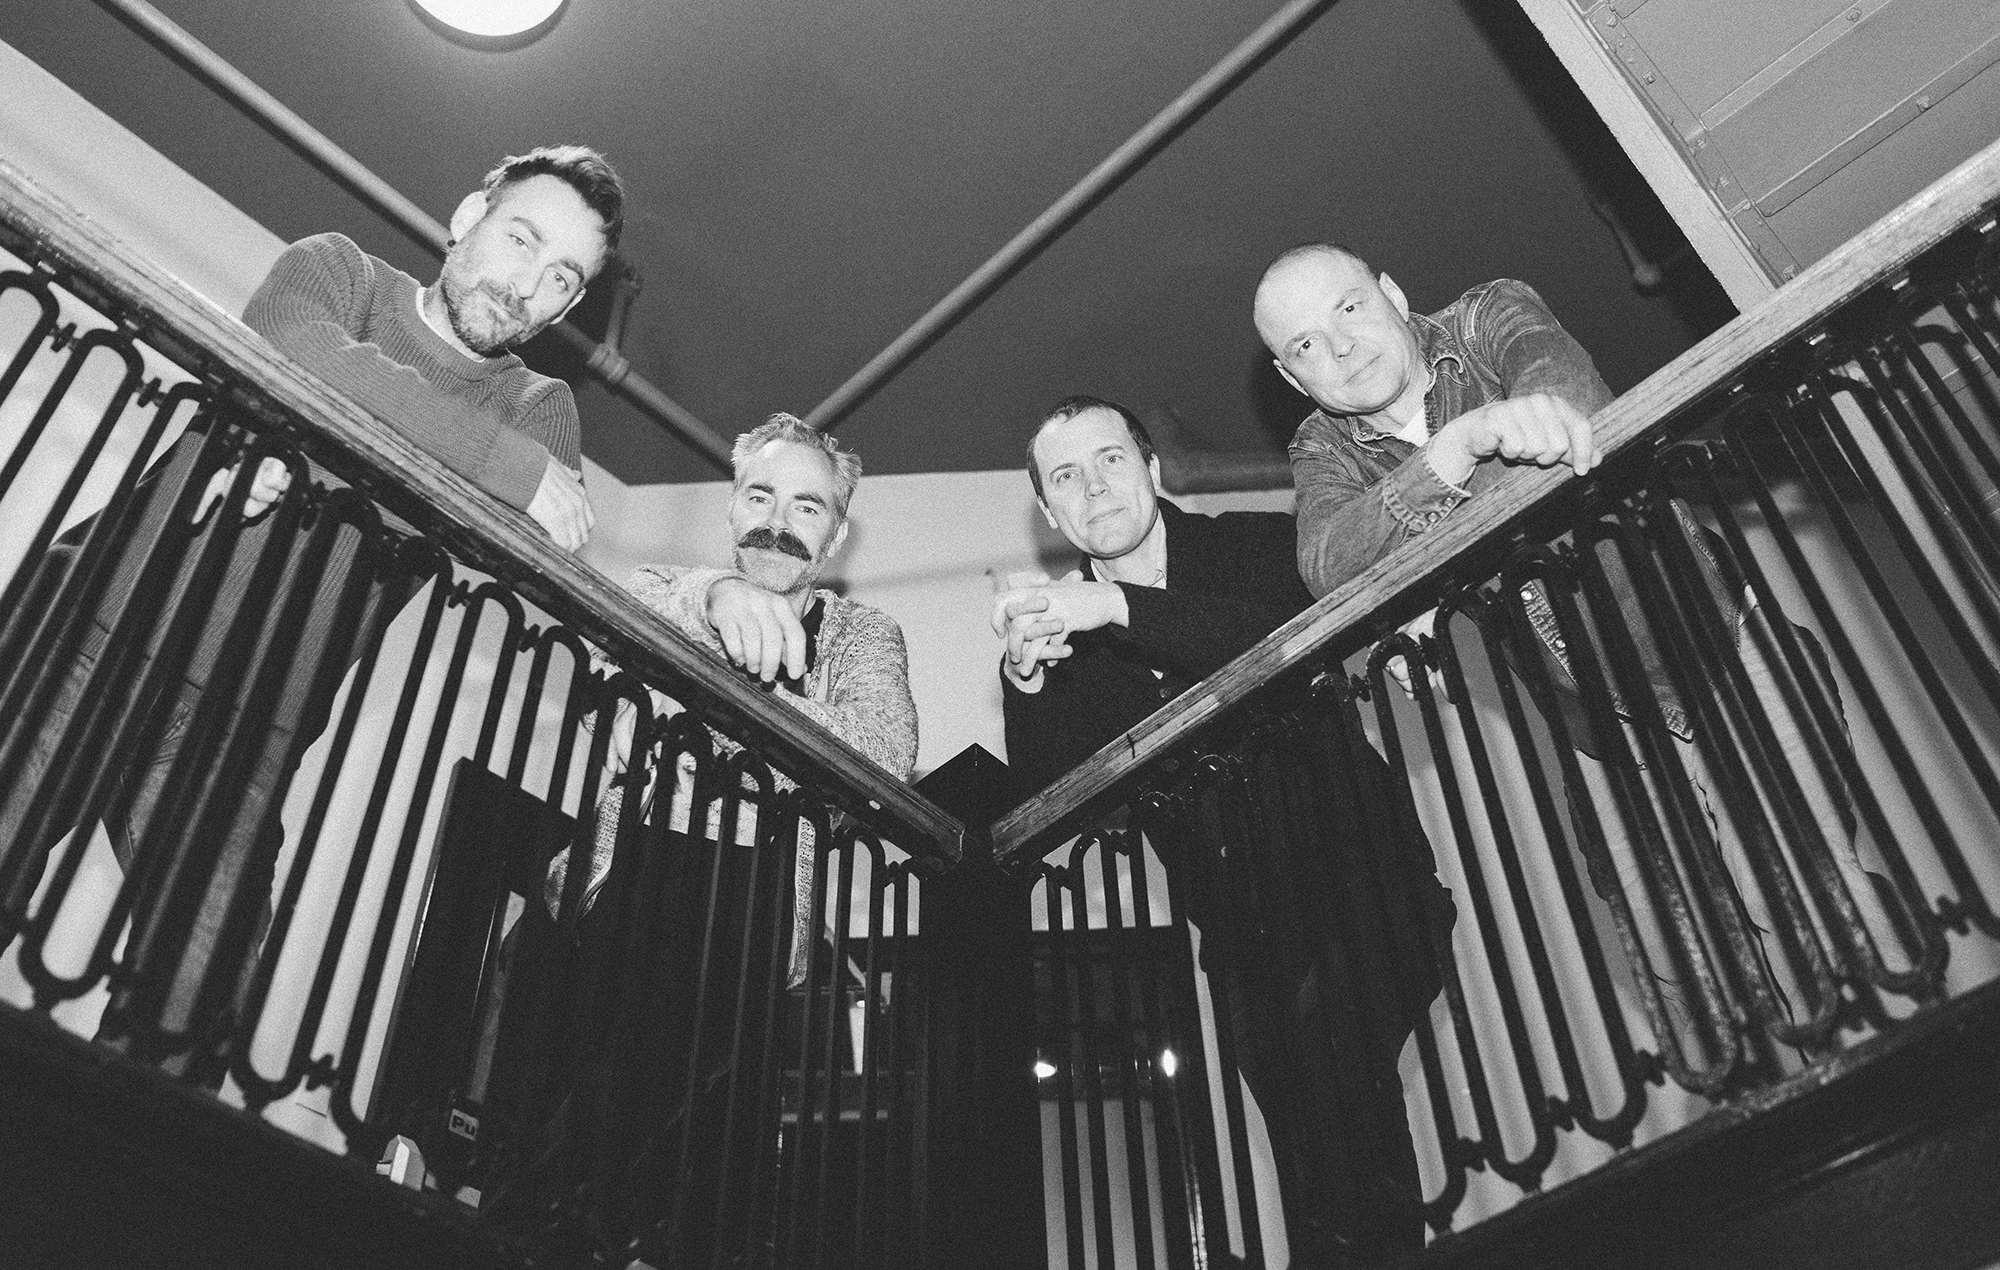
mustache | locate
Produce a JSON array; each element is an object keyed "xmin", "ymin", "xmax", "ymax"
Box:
[{"xmin": 736, "ymin": 526, "xmax": 813, "ymax": 561}]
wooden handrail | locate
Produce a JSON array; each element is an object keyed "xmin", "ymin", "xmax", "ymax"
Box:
[
  {"xmin": 993, "ymin": 134, "xmax": 2000, "ymax": 861},
  {"xmin": 0, "ymin": 157, "xmax": 965, "ymax": 865}
]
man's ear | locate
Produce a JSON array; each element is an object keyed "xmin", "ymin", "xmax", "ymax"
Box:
[
  {"xmin": 829, "ymin": 518, "xmax": 851, "ymax": 557},
  {"xmin": 1147, "ymin": 454, "xmax": 1164, "ymax": 494},
  {"xmin": 1038, "ymin": 499, "xmax": 1059, "ymax": 531},
  {"xmin": 1378, "ymin": 271, "xmax": 1413, "ymax": 320},
  {"xmin": 447, "ymin": 190, "xmax": 489, "ymax": 245},
  {"xmin": 557, "ymin": 286, "xmax": 588, "ymax": 323},
  {"xmin": 1273, "ymin": 358, "xmax": 1307, "ymax": 398}
]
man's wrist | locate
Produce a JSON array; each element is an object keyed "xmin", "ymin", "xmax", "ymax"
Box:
[
  {"xmin": 1424, "ymin": 417, "xmax": 1479, "ymax": 489},
  {"xmin": 702, "ymin": 572, "xmax": 757, "ymax": 627},
  {"xmin": 1103, "ymin": 582, "xmax": 1130, "ymax": 628},
  {"xmin": 1002, "ymin": 656, "xmax": 1046, "ymax": 694}
]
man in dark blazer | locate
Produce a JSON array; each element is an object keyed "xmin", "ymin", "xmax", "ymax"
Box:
[
  {"xmin": 995, "ymin": 394, "xmax": 1451, "ymax": 1263},
  {"xmin": 995, "ymin": 395, "xmax": 1314, "ymax": 795}
]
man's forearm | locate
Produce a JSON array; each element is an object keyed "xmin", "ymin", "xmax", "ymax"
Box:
[
  {"xmin": 1292, "ymin": 447, "xmax": 1467, "ymax": 600},
  {"xmin": 243, "ymin": 239, "xmax": 551, "ymax": 508}
]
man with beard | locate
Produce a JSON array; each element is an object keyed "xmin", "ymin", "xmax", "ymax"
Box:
[
  {"xmin": 242, "ymin": 144, "xmax": 618, "ymax": 544},
  {"xmin": 0, "ymin": 147, "xmax": 624, "ymax": 1078}
]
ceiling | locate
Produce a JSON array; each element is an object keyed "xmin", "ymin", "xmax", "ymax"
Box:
[{"xmin": 2, "ymin": 0, "xmax": 1736, "ymax": 486}]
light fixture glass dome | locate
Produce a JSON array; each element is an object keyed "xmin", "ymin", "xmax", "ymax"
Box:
[{"xmin": 411, "ymin": 0, "xmax": 564, "ymax": 38}]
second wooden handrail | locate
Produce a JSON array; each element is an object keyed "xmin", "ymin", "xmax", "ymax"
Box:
[{"xmin": 992, "ymin": 135, "xmax": 2000, "ymax": 861}]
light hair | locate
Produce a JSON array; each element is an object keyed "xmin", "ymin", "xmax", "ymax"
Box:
[{"xmin": 732, "ymin": 414, "xmax": 863, "ymax": 517}]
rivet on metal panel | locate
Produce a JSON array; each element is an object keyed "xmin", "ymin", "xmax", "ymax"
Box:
[
  {"xmin": 1644, "ymin": 72, "xmax": 1655, "ymax": 83},
  {"xmin": 1783, "ymin": 266, "xmax": 1798, "ymax": 279},
  {"xmin": 1916, "ymin": 95, "xmax": 1932, "ymax": 110},
  {"xmin": 1847, "ymin": 6, "xmax": 1861, "ymax": 18},
  {"xmin": 1605, "ymin": 11, "xmax": 1618, "ymax": 24}
]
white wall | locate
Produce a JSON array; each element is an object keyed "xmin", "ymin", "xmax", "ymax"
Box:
[{"xmin": 0, "ymin": 41, "xmax": 284, "ymax": 319}]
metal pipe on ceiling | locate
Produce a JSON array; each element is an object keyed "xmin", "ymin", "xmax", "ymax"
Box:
[
  {"xmin": 91, "ymin": 0, "xmax": 736, "ymax": 472},
  {"xmin": 803, "ymin": 0, "xmax": 1343, "ymax": 433}
]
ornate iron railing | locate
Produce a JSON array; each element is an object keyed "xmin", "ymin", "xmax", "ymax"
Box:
[
  {"xmin": 0, "ymin": 157, "xmax": 977, "ymax": 1269},
  {"xmin": 6, "ymin": 102, "xmax": 2000, "ymax": 1270}
]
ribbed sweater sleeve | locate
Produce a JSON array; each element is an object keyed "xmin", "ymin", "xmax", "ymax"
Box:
[{"xmin": 241, "ymin": 234, "xmax": 552, "ymax": 510}]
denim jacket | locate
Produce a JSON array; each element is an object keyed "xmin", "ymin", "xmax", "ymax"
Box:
[{"xmin": 1288, "ymin": 280, "xmax": 1738, "ymax": 750}]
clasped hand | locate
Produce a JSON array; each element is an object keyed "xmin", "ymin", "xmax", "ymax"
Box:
[{"xmin": 990, "ymin": 571, "xmax": 1128, "ymax": 688}]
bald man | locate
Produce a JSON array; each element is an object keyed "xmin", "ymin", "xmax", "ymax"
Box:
[{"xmin": 1255, "ymin": 243, "xmax": 1892, "ymax": 1069}]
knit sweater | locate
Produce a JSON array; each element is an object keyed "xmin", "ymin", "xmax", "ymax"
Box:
[
  {"xmin": 624, "ymin": 564, "xmax": 920, "ymax": 803},
  {"xmin": 78, "ymin": 233, "xmax": 582, "ymax": 692},
  {"xmin": 243, "ymin": 233, "xmax": 580, "ymax": 507}
]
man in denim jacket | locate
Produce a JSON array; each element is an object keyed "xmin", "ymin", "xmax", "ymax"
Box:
[
  {"xmin": 1254, "ymin": 244, "xmax": 1890, "ymax": 1072},
  {"xmin": 1252, "ymin": 243, "xmax": 1711, "ymax": 730}
]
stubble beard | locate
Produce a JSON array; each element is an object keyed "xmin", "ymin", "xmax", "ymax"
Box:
[
  {"xmin": 735, "ymin": 548, "xmax": 824, "ymax": 599},
  {"xmin": 439, "ymin": 254, "xmax": 529, "ymax": 356}
]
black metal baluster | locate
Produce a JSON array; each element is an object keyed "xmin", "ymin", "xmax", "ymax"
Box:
[{"xmin": 1039, "ymin": 858, "xmax": 1090, "ymax": 1270}]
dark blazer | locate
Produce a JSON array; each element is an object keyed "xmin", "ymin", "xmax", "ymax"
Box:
[
  {"xmin": 1000, "ymin": 496, "xmax": 1454, "ymax": 1095},
  {"xmin": 1001, "ymin": 499, "xmax": 1313, "ymax": 801}
]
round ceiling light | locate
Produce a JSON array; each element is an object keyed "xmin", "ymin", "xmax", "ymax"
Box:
[{"xmin": 411, "ymin": 0, "xmax": 566, "ymax": 39}]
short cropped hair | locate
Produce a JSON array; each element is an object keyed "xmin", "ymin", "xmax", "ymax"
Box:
[
  {"xmin": 1259, "ymin": 240, "xmax": 1377, "ymax": 285},
  {"xmin": 483, "ymin": 145, "xmax": 626, "ymax": 259},
  {"xmin": 1027, "ymin": 395, "xmax": 1155, "ymax": 501},
  {"xmin": 732, "ymin": 413, "xmax": 864, "ymax": 517}
]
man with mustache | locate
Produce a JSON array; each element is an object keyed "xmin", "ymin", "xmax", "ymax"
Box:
[
  {"xmin": 628, "ymin": 413, "xmax": 916, "ymax": 742},
  {"xmin": 538, "ymin": 416, "xmax": 913, "ymax": 1217},
  {"xmin": 0, "ymin": 147, "xmax": 624, "ymax": 1078},
  {"xmin": 557, "ymin": 412, "xmax": 916, "ymax": 914}
]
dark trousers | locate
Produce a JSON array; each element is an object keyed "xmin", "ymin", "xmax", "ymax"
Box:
[
  {"xmin": 0, "ymin": 649, "xmax": 292, "ymax": 1077},
  {"xmin": 1182, "ymin": 721, "xmax": 1451, "ymax": 1266}
]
